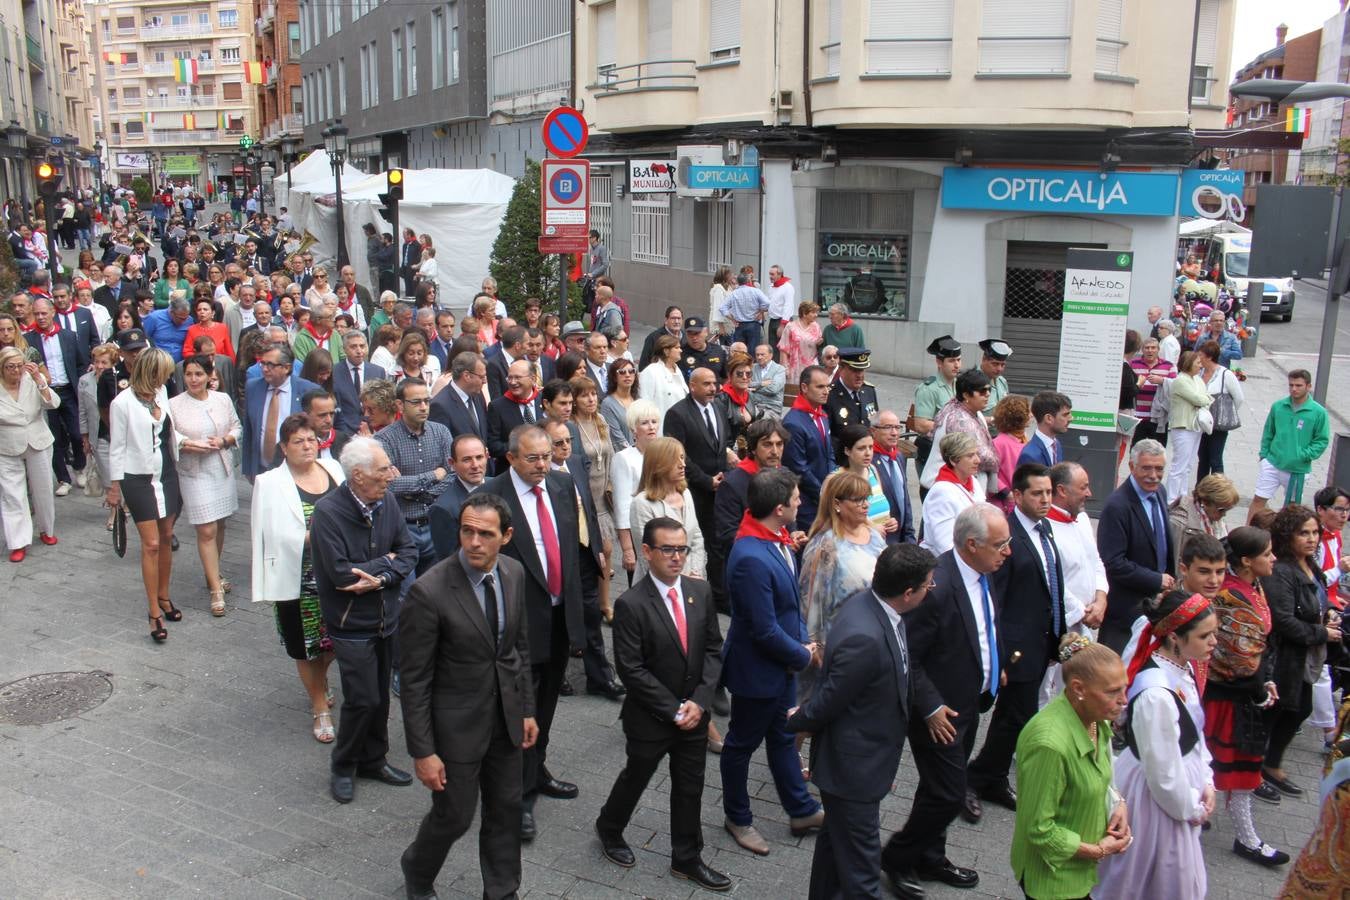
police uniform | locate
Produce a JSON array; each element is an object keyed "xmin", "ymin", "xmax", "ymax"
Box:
[
  {"xmin": 912, "ymin": 335, "xmax": 962, "ymax": 491},
  {"xmin": 827, "ymin": 348, "xmax": 880, "ymax": 448},
  {"xmin": 978, "ymin": 338, "xmax": 1013, "ymax": 411},
  {"xmin": 679, "ymin": 317, "xmax": 727, "ymax": 380}
]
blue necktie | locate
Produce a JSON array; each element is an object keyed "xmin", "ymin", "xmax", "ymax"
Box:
[
  {"xmin": 979, "ymin": 574, "xmax": 999, "ymax": 697},
  {"xmin": 1149, "ymin": 494, "xmax": 1168, "ymax": 571},
  {"xmin": 1037, "ymin": 520, "xmax": 1063, "ymax": 637}
]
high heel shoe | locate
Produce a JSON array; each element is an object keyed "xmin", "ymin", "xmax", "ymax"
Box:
[
  {"xmin": 209, "ymin": 589, "xmax": 226, "ymax": 617},
  {"xmin": 158, "ymin": 598, "xmax": 183, "ymax": 622},
  {"xmin": 148, "ymin": 615, "xmax": 167, "ymax": 643}
]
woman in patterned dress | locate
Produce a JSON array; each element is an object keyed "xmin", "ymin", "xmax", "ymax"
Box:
[
  {"xmin": 571, "ymin": 375, "xmax": 617, "ymax": 622},
  {"xmin": 776, "ymin": 300, "xmax": 821, "ymax": 384},
  {"xmin": 169, "ymin": 354, "xmax": 241, "ymax": 616},
  {"xmin": 250, "ymin": 414, "xmax": 345, "ymax": 743}
]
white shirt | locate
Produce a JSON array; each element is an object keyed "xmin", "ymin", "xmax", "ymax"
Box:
[
  {"xmin": 511, "ymin": 468, "xmax": 559, "ymax": 604},
  {"xmin": 874, "ymin": 590, "xmax": 905, "ymax": 673},
  {"xmin": 919, "ymin": 478, "xmax": 986, "ymax": 554},
  {"xmin": 650, "ymin": 573, "xmax": 685, "ymax": 632},
  {"xmin": 767, "ymin": 278, "xmax": 797, "ymax": 320},
  {"xmin": 693, "ymin": 398, "xmax": 719, "ymax": 442},
  {"xmin": 77, "ymin": 300, "xmax": 113, "ymax": 342},
  {"xmin": 41, "ymin": 331, "xmax": 68, "ymax": 386},
  {"xmin": 1158, "ymin": 333, "xmax": 1181, "ymax": 365},
  {"xmin": 1034, "ymin": 428, "xmax": 1058, "ymax": 462},
  {"xmin": 953, "ymin": 550, "xmax": 997, "ymax": 694},
  {"xmin": 1048, "ymin": 506, "xmax": 1107, "ymax": 630},
  {"xmin": 1013, "ymin": 507, "xmax": 1050, "ymax": 573}
]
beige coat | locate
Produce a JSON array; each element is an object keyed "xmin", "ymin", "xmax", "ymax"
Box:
[{"xmin": 0, "ymin": 374, "xmax": 59, "ymax": 456}]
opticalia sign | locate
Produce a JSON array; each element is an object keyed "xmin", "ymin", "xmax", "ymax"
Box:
[
  {"xmin": 941, "ymin": 167, "xmax": 1180, "ymax": 217},
  {"xmin": 686, "ymin": 164, "xmax": 760, "ymax": 190}
]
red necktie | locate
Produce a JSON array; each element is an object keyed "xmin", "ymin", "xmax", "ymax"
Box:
[
  {"xmin": 533, "ymin": 485, "xmax": 562, "ymax": 597},
  {"xmin": 667, "ymin": 587, "xmax": 687, "ymax": 653}
]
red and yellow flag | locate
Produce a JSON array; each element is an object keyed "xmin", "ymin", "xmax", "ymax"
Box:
[
  {"xmin": 103, "ymin": 51, "xmax": 126, "ymax": 65},
  {"xmin": 243, "ymin": 61, "xmax": 266, "ymax": 84},
  {"xmin": 183, "ymin": 113, "xmax": 196, "ymax": 130}
]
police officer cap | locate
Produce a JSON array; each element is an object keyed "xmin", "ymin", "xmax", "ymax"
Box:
[
  {"xmin": 926, "ymin": 335, "xmax": 962, "ymax": 359},
  {"xmin": 978, "ymin": 339, "xmax": 1013, "ymax": 360},
  {"xmin": 115, "ymin": 328, "xmax": 148, "ymax": 351},
  {"xmin": 684, "ymin": 317, "xmax": 707, "ymax": 331},
  {"xmin": 838, "ymin": 347, "xmax": 871, "ymax": 370}
]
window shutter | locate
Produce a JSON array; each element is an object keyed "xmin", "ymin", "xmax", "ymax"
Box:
[
  {"xmin": 825, "ymin": 0, "xmax": 842, "ymax": 75},
  {"xmin": 1095, "ymin": 0, "xmax": 1124, "ymax": 75},
  {"xmin": 709, "ymin": 0, "xmax": 741, "ymax": 55},
  {"xmin": 647, "ymin": 0, "xmax": 672, "ymax": 60},
  {"xmin": 979, "ymin": 0, "xmax": 1072, "ymax": 75},
  {"xmin": 1195, "ymin": 0, "xmax": 1218, "ymax": 67},
  {"xmin": 596, "ymin": 2, "xmax": 616, "ymax": 69},
  {"xmin": 866, "ymin": 0, "xmax": 954, "ymax": 76}
]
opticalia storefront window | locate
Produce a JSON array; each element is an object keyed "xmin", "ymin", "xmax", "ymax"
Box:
[{"xmin": 816, "ymin": 191, "xmax": 913, "ymax": 320}]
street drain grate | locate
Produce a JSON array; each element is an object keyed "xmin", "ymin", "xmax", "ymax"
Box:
[{"xmin": 0, "ymin": 671, "xmax": 113, "ymax": 726}]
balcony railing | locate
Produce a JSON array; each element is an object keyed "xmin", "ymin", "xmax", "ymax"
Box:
[
  {"xmin": 490, "ymin": 32, "xmax": 569, "ymax": 105},
  {"xmin": 263, "ymin": 112, "xmax": 302, "ymax": 140},
  {"xmin": 148, "ymin": 129, "xmax": 221, "ymax": 144},
  {"xmin": 57, "ymin": 19, "xmax": 77, "ymax": 46},
  {"xmin": 25, "ymin": 34, "xmax": 43, "ymax": 69},
  {"xmin": 587, "ymin": 59, "xmax": 697, "ymax": 95},
  {"xmin": 62, "ymin": 71, "xmax": 81, "ymax": 94},
  {"xmin": 141, "ymin": 23, "xmax": 214, "ymax": 41},
  {"xmin": 142, "ymin": 59, "xmax": 217, "ymax": 76},
  {"xmin": 145, "ymin": 94, "xmax": 243, "ymax": 110},
  {"xmin": 122, "ymin": 95, "xmax": 143, "ymax": 107}
]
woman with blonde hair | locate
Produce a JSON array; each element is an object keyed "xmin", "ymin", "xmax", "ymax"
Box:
[
  {"xmin": 1169, "ymin": 473, "xmax": 1238, "ymax": 569},
  {"xmin": 303, "ymin": 266, "xmax": 332, "ymax": 308},
  {"xmin": 920, "ymin": 431, "xmax": 987, "ymax": 554},
  {"xmin": 629, "ymin": 436, "xmax": 706, "ymax": 583},
  {"xmin": 777, "ymin": 300, "xmax": 822, "ymax": 383},
  {"xmin": 392, "ymin": 330, "xmax": 440, "ymax": 383},
  {"xmin": 709, "ymin": 265, "xmax": 736, "ymax": 342},
  {"xmin": 1163, "ymin": 350, "xmax": 1213, "ymax": 499},
  {"xmin": 0, "ymin": 346, "xmax": 60, "ymax": 562},
  {"xmin": 613, "ymin": 399, "xmax": 662, "ymax": 584}
]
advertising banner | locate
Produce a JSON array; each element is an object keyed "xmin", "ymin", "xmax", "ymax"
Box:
[{"xmin": 1056, "ymin": 248, "xmax": 1132, "ymax": 431}]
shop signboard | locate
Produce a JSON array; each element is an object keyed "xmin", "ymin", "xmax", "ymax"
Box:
[
  {"xmin": 1180, "ymin": 169, "xmax": 1245, "ymax": 221},
  {"xmin": 163, "ymin": 154, "xmax": 200, "ymax": 175},
  {"xmin": 1057, "ymin": 248, "xmax": 1131, "ymax": 431},
  {"xmin": 942, "ymin": 167, "xmax": 1179, "ymax": 217},
  {"xmin": 816, "ymin": 232, "xmax": 910, "ymax": 319},
  {"xmin": 628, "ymin": 159, "xmax": 676, "ymax": 193},
  {"xmin": 115, "ymin": 152, "xmax": 149, "ymax": 169}
]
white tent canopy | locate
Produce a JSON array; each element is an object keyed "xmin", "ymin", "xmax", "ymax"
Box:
[{"xmin": 1178, "ymin": 217, "xmax": 1251, "ymax": 238}]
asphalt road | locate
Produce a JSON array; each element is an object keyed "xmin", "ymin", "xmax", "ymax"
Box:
[{"xmin": 1254, "ymin": 276, "xmax": 1350, "ymax": 357}]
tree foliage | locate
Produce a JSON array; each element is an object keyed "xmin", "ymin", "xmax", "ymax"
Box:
[
  {"xmin": 128, "ymin": 176, "xmax": 152, "ymax": 206},
  {"xmin": 488, "ymin": 158, "xmax": 584, "ymax": 323}
]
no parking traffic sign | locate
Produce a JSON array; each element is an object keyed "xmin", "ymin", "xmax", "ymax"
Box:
[
  {"xmin": 539, "ymin": 158, "xmax": 590, "ymax": 254},
  {"xmin": 541, "ymin": 107, "xmax": 589, "ymax": 159}
]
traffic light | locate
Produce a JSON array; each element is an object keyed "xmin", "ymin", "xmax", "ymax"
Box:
[
  {"xmin": 387, "ymin": 168, "xmax": 404, "ymax": 201},
  {"xmin": 35, "ymin": 160, "xmax": 61, "ymax": 198}
]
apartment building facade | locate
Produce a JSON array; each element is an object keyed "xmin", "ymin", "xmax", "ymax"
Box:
[
  {"xmin": 92, "ymin": 0, "xmax": 260, "ymax": 191},
  {"xmin": 573, "ymin": 0, "xmax": 1237, "ymax": 381},
  {"xmin": 1292, "ymin": 3, "xmax": 1350, "ymax": 187}
]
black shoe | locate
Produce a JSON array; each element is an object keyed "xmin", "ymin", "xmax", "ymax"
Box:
[
  {"xmin": 1233, "ymin": 839, "xmax": 1291, "ymax": 867},
  {"xmin": 958, "ymin": 788, "xmax": 982, "ymax": 824},
  {"xmin": 357, "ymin": 763, "xmax": 413, "ymax": 786},
  {"xmin": 1263, "ymin": 770, "xmax": 1304, "ymax": 796},
  {"xmin": 917, "ymin": 859, "xmax": 979, "ymax": 889},
  {"xmin": 1253, "ymin": 781, "xmax": 1283, "ymax": 804},
  {"xmin": 170, "ymin": 535, "xmax": 179, "ymax": 552},
  {"xmin": 882, "ymin": 868, "xmax": 925, "ymax": 900},
  {"xmin": 670, "ymin": 858, "xmax": 731, "ymax": 892},
  {"xmin": 586, "ymin": 679, "xmax": 626, "ymax": 701},
  {"xmin": 520, "ymin": 809, "xmax": 537, "ymax": 842},
  {"xmin": 538, "ymin": 774, "xmax": 579, "ymax": 799},
  {"xmin": 330, "ymin": 772, "xmax": 354, "ymax": 804},
  {"xmin": 712, "ymin": 687, "xmax": 731, "ymax": 717},
  {"xmin": 978, "ymin": 781, "xmax": 1017, "ymax": 811},
  {"xmin": 595, "ymin": 822, "xmax": 635, "ymax": 868},
  {"xmin": 559, "ymin": 679, "xmax": 574, "ymax": 697},
  {"xmin": 400, "ymin": 860, "xmax": 438, "ymax": 900}
]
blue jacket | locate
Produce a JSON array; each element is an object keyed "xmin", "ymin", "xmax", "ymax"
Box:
[
  {"xmin": 1097, "ymin": 480, "xmax": 1174, "ymax": 630},
  {"xmin": 243, "ymin": 375, "xmax": 321, "ymax": 478},
  {"xmin": 1212, "ymin": 329, "xmax": 1242, "ymax": 366},
  {"xmin": 782, "ymin": 406, "xmax": 832, "ymax": 530},
  {"xmin": 1016, "ymin": 434, "xmax": 1060, "ymax": 469},
  {"xmin": 721, "ymin": 534, "xmax": 812, "ymax": 699}
]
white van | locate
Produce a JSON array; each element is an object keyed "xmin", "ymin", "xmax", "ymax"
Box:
[{"xmin": 1202, "ymin": 233, "xmax": 1296, "ymax": 321}]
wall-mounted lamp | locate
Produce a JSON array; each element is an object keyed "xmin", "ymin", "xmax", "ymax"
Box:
[
  {"xmin": 1099, "ymin": 151, "xmax": 1121, "ymax": 180},
  {"xmin": 955, "ymin": 146, "xmax": 974, "ymax": 167}
]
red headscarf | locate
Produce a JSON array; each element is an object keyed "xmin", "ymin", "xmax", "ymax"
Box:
[{"xmin": 1126, "ymin": 593, "xmax": 1212, "ymax": 684}]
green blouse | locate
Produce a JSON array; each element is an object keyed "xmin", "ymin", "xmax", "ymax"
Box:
[
  {"xmin": 1010, "ymin": 694, "xmax": 1115, "ymax": 900},
  {"xmin": 154, "ymin": 277, "xmax": 189, "ymax": 309}
]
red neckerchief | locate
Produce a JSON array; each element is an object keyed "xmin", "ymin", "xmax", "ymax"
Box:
[
  {"xmin": 838, "ymin": 316, "xmax": 854, "ymax": 329},
  {"xmin": 874, "ymin": 443, "xmax": 899, "ymax": 461},
  {"xmin": 28, "ymin": 287, "xmax": 49, "ymax": 299},
  {"xmin": 303, "ymin": 321, "xmax": 331, "ymax": 344},
  {"xmin": 27, "ymin": 321, "xmax": 57, "ymax": 338},
  {"xmin": 736, "ymin": 457, "xmax": 760, "ymax": 475},
  {"xmin": 337, "ymin": 294, "xmax": 354, "ymax": 311},
  {"xmin": 934, "ymin": 464, "xmax": 975, "ymax": 493},
  {"xmin": 316, "ymin": 429, "xmax": 336, "ymax": 451},
  {"xmin": 735, "ymin": 510, "xmax": 794, "ymax": 545},
  {"xmin": 772, "ymin": 275, "xmax": 790, "ymax": 288},
  {"xmin": 1323, "ymin": 529, "xmax": 1343, "ymax": 608},
  {"xmin": 721, "ymin": 383, "xmax": 749, "ymax": 408},
  {"xmin": 1046, "ymin": 505, "xmax": 1076, "ymax": 524},
  {"xmin": 791, "ymin": 393, "xmax": 828, "ymax": 446},
  {"xmin": 506, "ymin": 388, "xmax": 539, "ymax": 406}
]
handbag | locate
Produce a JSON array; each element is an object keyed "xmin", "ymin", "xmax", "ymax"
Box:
[
  {"xmin": 111, "ymin": 503, "xmax": 128, "ymax": 558},
  {"xmin": 1212, "ymin": 370, "xmax": 1241, "ymax": 432},
  {"xmin": 1196, "ymin": 407, "xmax": 1215, "ymax": 435}
]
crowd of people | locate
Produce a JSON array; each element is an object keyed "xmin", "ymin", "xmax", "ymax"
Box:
[{"xmin": 4, "ymin": 200, "xmax": 1348, "ymax": 900}]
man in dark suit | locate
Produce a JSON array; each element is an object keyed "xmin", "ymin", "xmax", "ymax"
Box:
[
  {"xmin": 782, "ymin": 365, "xmax": 834, "ymax": 531},
  {"xmin": 310, "ymin": 437, "xmax": 419, "ymax": 805},
  {"xmin": 51, "ymin": 283, "xmax": 97, "ymax": 365},
  {"xmin": 583, "ymin": 331, "xmax": 612, "ymax": 393},
  {"xmin": 485, "ymin": 359, "xmax": 541, "ymax": 473},
  {"xmin": 825, "ymin": 347, "xmax": 879, "ymax": 456},
  {"xmin": 91, "ymin": 263, "xmax": 137, "ymax": 321},
  {"xmin": 521, "ymin": 327, "xmax": 557, "ymax": 388},
  {"xmin": 331, "ymin": 330, "xmax": 386, "ymax": 436},
  {"xmin": 26, "ymin": 296, "xmax": 86, "ymax": 489},
  {"xmin": 398, "ymin": 492, "xmax": 537, "ymax": 900},
  {"xmin": 243, "ymin": 343, "xmax": 321, "ymax": 479},
  {"xmin": 720, "ymin": 469, "xmax": 823, "ymax": 856},
  {"xmin": 870, "ymin": 410, "xmax": 916, "ymax": 545},
  {"xmin": 966, "ymin": 463, "xmax": 1066, "ymax": 821},
  {"xmin": 481, "ymin": 425, "xmax": 585, "ymax": 842},
  {"xmin": 429, "ymin": 434, "xmax": 490, "ymax": 559},
  {"xmin": 663, "ymin": 367, "xmax": 733, "ymax": 604},
  {"xmin": 787, "ymin": 544, "xmax": 938, "ymax": 900},
  {"xmin": 594, "ymin": 516, "xmax": 731, "ymax": 892},
  {"xmin": 1017, "ymin": 390, "xmax": 1072, "ymax": 469},
  {"xmin": 1096, "ymin": 439, "xmax": 1175, "ymax": 653},
  {"xmin": 429, "ymin": 351, "xmax": 489, "ymax": 447},
  {"xmin": 882, "ymin": 503, "xmax": 1011, "ymax": 899},
  {"xmin": 639, "ymin": 305, "xmax": 684, "ymax": 368},
  {"xmin": 485, "ymin": 325, "xmax": 529, "ymax": 400},
  {"xmin": 272, "ymin": 390, "xmax": 349, "ymax": 468}
]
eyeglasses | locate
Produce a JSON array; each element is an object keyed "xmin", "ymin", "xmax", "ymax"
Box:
[
  {"xmin": 260, "ymin": 360, "xmax": 288, "ymax": 369},
  {"xmin": 518, "ymin": 454, "xmax": 550, "ymax": 464},
  {"xmin": 874, "ymin": 424, "xmax": 902, "ymax": 431},
  {"xmin": 1330, "ymin": 506, "xmax": 1350, "ymax": 515},
  {"xmin": 653, "ymin": 545, "xmax": 691, "ymax": 558},
  {"xmin": 551, "ymin": 437, "xmax": 571, "ymax": 447},
  {"xmin": 842, "ymin": 496, "xmax": 870, "ymax": 506}
]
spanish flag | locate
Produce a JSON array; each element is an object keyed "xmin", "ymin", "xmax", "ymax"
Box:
[
  {"xmin": 183, "ymin": 113, "xmax": 196, "ymax": 130},
  {"xmin": 103, "ymin": 51, "xmax": 126, "ymax": 65},
  {"xmin": 243, "ymin": 61, "xmax": 266, "ymax": 84},
  {"xmin": 173, "ymin": 58, "xmax": 198, "ymax": 84},
  {"xmin": 1286, "ymin": 107, "xmax": 1312, "ymax": 136}
]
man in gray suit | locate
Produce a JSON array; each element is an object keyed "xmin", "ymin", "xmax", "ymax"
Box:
[
  {"xmin": 787, "ymin": 543, "xmax": 937, "ymax": 900},
  {"xmin": 398, "ymin": 492, "xmax": 537, "ymax": 900}
]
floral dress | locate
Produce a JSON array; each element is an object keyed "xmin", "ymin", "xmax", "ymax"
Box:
[
  {"xmin": 279, "ymin": 480, "xmax": 336, "ymax": 660},
  {"xmin": 777, "ymin": 318, "xmax": 822, "ymax": 384},
  {"xmin": 797, "ymin": 526, "xmax": 887, "ymax": 703}
]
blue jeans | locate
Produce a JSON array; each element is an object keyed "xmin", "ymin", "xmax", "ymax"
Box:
[
  {"xmin": 732, "ymin": 320, "xmax": 763, "ymax": 351},
  {"xmin": 720, "ymin": 682, "xmax": 818, "ymax": 826}
]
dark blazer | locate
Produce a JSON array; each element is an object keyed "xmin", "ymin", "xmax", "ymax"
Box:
[
  {"xmin": 485, "ymin": 394, "xmax": 541, "ymax": 472},
  {"xmin": 1262, "ymin": 559, "xmax": 1333, "ymax": 710},
  {"xmin": 25, "ymin": 329, "xmax": 81, "ymax": 389},
  {"xmin": 331, "ymin": 360, "xmax": 386, "ymax": 435},
  {"xmin": 309, "ymin": 485, "xmax": 418, "ymax": 639},
  {"xmin": 480, "ymin": 470, "xmax": 584, "ymax": 663},
  {"xmin": 399, "ymin": 552, "xmax": 535, "ymax": 762},
  {"xmin": 428, "ymin": 336, "xmax": 453, "ymax": 370},
  {"xmin": 782, "ymin": 406, "xmax": 832, "ymax": 529},
  {"xmin": 612, "ymin": 575, "xmax": 723, "ymax": 740},
  {"xmin": 1016, "ymin": 434, "xmax": 1059, "ymax": 469},
  {"xmin": 557, "ymin": 461, "xmax": 604, "ymax": 568},
  {"xmin": 906, "ymin": 551, "xmax": 999, "ymax": 721},
  {"xmin": 787, "ymin": 590, "xmax": 909, "ymax": 803},
  {"xmin": 428, "ymin": 477, "xmax": 477, "ymax": 559},
  {"xmin": 872, "ymin": 456, "xmax": 916, "ymax": 545},
  {"xmin": 721, "ymin": 534, "xmax": 812, "ymax": 699},
  {"xmin": 991, "ymin": 513, "xmax": 1066, "ymax": 684},
  {"xmin": 663, "ymin": 396, "xmax": 731, "ymax": 498},
  {"xmin": 1097, "ymin": 480, "xmax": 1173, "ymax": 631},
  {"xmin": 92, "ymin": 282, "xmax": 134, "ymax": 320},
  {"xmin": 825, "ymin": 380, "xmax": 879, "ymax": 455},
  {"xmin": 714, "ymin": 464, "xmax": 754, "ymax": 549},
  {"xmin": 53, "ymin": 306, "xmax": 97, "ymax": 364},
  {"xmin": 242, "ymin": 375, "xmax": 322, "ymax": 477},
  {"xmin": 428, "ymin": 381, "xmax": 489, "ymax": 444},
  {"xmin": 485, "ymin": 349, "xmax": 524, "ymax": 401}
]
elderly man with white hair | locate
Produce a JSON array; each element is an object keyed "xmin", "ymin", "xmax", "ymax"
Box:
[{"xmin": 1155, "ymin": 319, "xmax": 1180, "ymax": 365}]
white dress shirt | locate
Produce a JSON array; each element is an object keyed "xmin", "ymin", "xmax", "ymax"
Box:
[
  {"xmin": 1034, "ymin": 428, "xmax": 1058, "ymax": 462},
  {"xmin": 1048, "ymin": 507, "xmax": 1108, "ymax": 631},
  {"xmin": 41, "ymin": 332, "xmax": 68, "ymax": 386},
  {"xmin": 650, "ymin": 573, "xmax": 684, "ymax": 632},
  {"xmin": 511, "ymin": 468, "xmax": 559, "ymax": 604},
  {"xmin": 1013, "ymin": 507, "xmax": 1051, "ymax": 573},
  {"xmin": 953, "ymin": 550, "xmax": 997, "ymax": 694},
  {"xmin": 80, "ymin": 300, "xmax": 113, "ymax": 342}
]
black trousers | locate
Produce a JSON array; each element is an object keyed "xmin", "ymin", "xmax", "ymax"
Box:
[
  {"xmin": 810, "ymin": 789, "xmax": 883, "ymax": 900},
  {"xmin": 883, "ymin": 710, "xmax": 978, "ymax": 872},
  {"xmin": 598, "ymin": 724, "xmax": 708, "ymax": 863},
  {"xmin": 968, "ymin": 676, "xmax": 1044, "ymax": 791},
  {"xmin": 401, "ymin": 707, "xmax": 523, "ymax": 899},
  {"xmin": 522, "ymin": 604, "xmax": 569, "ymax": 806},
  {"xmin": 47, "ymin": 384, "xmax": 85, "ymax": 483},
  {"xmin": 1097, "ymin": 618, "xmax": 1135, "ymax": 656},
  {"xmin": 1131, "ymin": 420, "xmax": 1168, "ymax": 448},
  {"xmin": 1266, "ymin": 680, "xmax": 1314, "ymax": 769},
  {"xmin": 330, "ymin": 634, "xmax": 393, "ymax": 775},
  {"xmin": 1196, "ymin": 430, "xmax": 1230, "ymax": 480},
  {"xmin": 690, "ymin": 486, "xmax": 726, "ymax": 613},
  {"xmin": 578, "ymin": 550, "xmax": 616, "ymax": 690}
]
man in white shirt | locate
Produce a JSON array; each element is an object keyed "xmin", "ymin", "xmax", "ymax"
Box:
[
  {"xmin": 765, "ymin": 265, "xmax": 796, "ymax": 358},
  {"xmin": 74, "ymin": 285, "xmax": 112, "ymax": 343}
]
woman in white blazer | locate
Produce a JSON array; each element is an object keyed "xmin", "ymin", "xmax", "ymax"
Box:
[
  {"xmin": 251, "ymin": 413, "xmax": 345, "ymax": 743},
  {"xmin": 638, "ymin": 333, "xmax": 689, "ymax": 429},
  {"xmin": 0, "ymin": 346, "xmax": 60, "ymax": 562}
]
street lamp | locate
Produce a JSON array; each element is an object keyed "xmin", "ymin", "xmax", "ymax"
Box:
[
  {"xmin": 92, "ymin": 141, "xmax": 103, "ymax": 195},
  {"xmin": 6, "ymin": 121, "xmax": 28, "ymax": 214},
  {"xmin": 323, "ymin": 119, "xmax": 349, "ymax": 267},
  {"xmin": 1230, "ymin": 78, "xmax": 1350, "ymax": 403},
  {"xmin": 281, "ymin": 136, "xmax": 297, "ymax": 193},
  {"xmin": 259, "ymin": 162, "xmax": 275, "ymax": 218}
]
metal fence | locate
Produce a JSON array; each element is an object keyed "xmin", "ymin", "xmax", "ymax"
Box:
[{"xmin": 631, "ymin": 193, "xmax": 670, "ymax": 266}]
